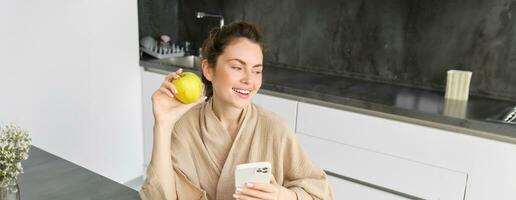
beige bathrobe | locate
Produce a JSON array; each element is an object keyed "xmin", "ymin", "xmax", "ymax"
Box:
[{"xmin": 140, "ymin": 99, "xmax": 333, "ymax": 200}]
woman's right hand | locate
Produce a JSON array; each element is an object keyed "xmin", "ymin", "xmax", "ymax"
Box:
[{"xmin": 151, "ymin": 68, "xmax": 206, "ymax": 128}]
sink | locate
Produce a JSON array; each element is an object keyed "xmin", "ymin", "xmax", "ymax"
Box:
[
  {"xmin": 486, "ymin": 106, "xmax": 516, "ymax": 125},
  {"xmin": 159, "ymin": 55, "xmax": 201, "ymax": 69}
]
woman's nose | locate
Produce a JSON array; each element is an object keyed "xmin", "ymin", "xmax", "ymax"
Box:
[
  {"xmin": 241, "ymin": 77, "xmax": 251, "ymax": 84},
  {"xmin": 241, "ymin": 71, "xmax": 253, "ymax": 84}
]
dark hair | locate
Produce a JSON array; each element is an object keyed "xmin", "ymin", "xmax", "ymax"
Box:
[{"xmin": 200, "ymin": 21, "xmax": 264, "ymax": 100}]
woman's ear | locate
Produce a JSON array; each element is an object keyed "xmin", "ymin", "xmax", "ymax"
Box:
[{"xmin": 201, "ymin": 59, "xmax": 214, "ymax": 81}]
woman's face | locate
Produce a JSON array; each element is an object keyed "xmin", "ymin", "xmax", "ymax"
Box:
[{"xmin": 203, "ymin": 37, "xmax": 263, "ymax": 109}]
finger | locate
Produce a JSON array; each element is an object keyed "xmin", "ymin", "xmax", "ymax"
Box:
[
  {"xmin": 164, "ymin": 70, "xmax": 182, "ymax": 81},
  {"xmin": 246, "ymin": 182, "xmax": 275, "ymax": 193},
  {"xmin": 159, "ymin": 87, "xmax": 174, "ymax": 98},
  {"xmin": 164, "ymin": 72, "xmax": 176, "ymax": 81},
  {"xmin": 237, "ymin": 187, "xmax": 273, "ymax": 200},
  {"xmin": 162, "ymin": 81, "xmax": 178, "ymax": 94}
]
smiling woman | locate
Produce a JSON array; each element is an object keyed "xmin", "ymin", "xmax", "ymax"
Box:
[
  {"xmin": 200, "ymin": 22, "xmax": 264, "ymax": 105},
  {"xmin": 201, "ymin": 36, "xmax": 263, "ymax": 111},
  {"xmin": 139, "ymin": 22, "xmax": 334, "ymax": 200}
]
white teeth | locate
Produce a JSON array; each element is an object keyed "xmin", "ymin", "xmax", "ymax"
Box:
[{"xmin": 233, "ymin": 88, "xmax": 250, "ymax": 94}]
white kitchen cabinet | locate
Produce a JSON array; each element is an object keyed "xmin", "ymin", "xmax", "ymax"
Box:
[
  {"xmin": 252, "ymin": 93, "xmax": 298, "ymax": 131},
  {"xmin": 141, "ymin": 69, "xmax": 167, "ymax": 166},
  {"xmin": 327, "ymin": 175, "xmax": 411, "ymax": 200},
  {"xmin": 296, "ymin": 102, "xmax": 516, "ymax": 200},
  {"xmin": 298, "ymin": 133, "xmax": 467, "ymax": 199}
]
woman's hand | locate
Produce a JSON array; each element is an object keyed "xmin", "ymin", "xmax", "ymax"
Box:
[
  {"xmin": 233, "ymin": 182, "xmax": 297, "ymax": 200},
  {"xmin": 151, "ymin": 68, "xmax": 206, "ymax": 127}
]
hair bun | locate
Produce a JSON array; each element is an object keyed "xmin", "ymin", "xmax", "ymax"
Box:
[{"xmin": 208, "ymin": 27, "xmax": 221, "ymax": 40}]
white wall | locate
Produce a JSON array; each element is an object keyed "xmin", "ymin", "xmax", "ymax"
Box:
[
  {"xmin": 1, "ymin": 0, "xmax": 143, "ymax": 184},
  {"xmin": 0, "ymin": 1, "xmax": 7, "ymax": 63}
]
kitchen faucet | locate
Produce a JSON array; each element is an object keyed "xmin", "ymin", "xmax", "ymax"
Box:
[{"xmin": 196, "ymin": 12, "xmax": 224, "ymax": 28}]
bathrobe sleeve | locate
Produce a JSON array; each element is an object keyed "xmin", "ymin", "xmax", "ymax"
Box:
[
  {"xmin": 139, "ymin": 125, "xmax": 209, "ymax": 200},
  {"xmin": 278, "ymin": 121, "xmax": 334, "ymax": 200},
  {"xmin": 139, "ymin": 164, "xmax": 169, "ymax": 200}
]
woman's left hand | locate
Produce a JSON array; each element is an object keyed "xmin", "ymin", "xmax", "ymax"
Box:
[{"xmin": 233, "ymin": 182, "xmax": 297, "ymax": 200}]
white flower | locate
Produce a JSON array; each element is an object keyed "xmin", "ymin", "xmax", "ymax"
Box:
[{"xmin": 0, "ymin": 123, "xmax": 31, "ymax": 187}]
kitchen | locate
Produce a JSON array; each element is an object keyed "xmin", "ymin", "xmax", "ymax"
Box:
[{"xmin": 1, "ymin": 0, "xmax": 516, "ymax": 199}]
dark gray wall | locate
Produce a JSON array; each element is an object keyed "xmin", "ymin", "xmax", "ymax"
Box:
[
  {"xmin": 138, "ymin": 0, "xmax": 516, "ymax": 101},
  {"xmin": 138, "ymin": 0, "xmax": 222, "ymax": 54},
  {"xmin": 177, "ymin": 0, "xmax": 223, "ymax": 55},
  {"xmin": 138, "ymin": 0, "xmax": 179, "ymax": 42}
]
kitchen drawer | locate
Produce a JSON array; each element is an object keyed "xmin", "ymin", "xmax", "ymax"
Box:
[
  {"xmin": 327, "ymin": 175, "xmax": 410, "ymax": 200},
  {"xmin": 296, "ymin": 101, "xmax": 435, "ymax": 149},
  {"xmin": 298, "ymin": 133, "xmax": 467, "ymax": 200},
  {"xmin": 295, "ymin": 102, "xmax": 472, "ymax": 169}
]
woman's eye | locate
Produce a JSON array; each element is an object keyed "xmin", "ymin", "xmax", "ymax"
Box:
[
  {"xmin": 254, "ymin": 71, "xmax": 262, "ymax": 74},
  {"xmin": 231, "ymin": 66, "xmax": 242, "ymax": 70}
]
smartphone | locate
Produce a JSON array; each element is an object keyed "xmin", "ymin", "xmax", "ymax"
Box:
[{"xmin": 234, "ymin": 162, "xmax": 271, "ymax": 188}]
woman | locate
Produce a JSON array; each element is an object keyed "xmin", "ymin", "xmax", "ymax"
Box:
[{"xmin": 140, "ymin": 22, "xmax": 333, "ymax": 200}]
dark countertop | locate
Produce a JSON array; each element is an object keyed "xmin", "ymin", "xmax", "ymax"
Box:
[
  {"xmin": 140, "ymin": 58, "xmax": 516, "ymax": 144},
  {"xmin": 18, "ymin": 146, "xmax": 139, "ymax": 200}
]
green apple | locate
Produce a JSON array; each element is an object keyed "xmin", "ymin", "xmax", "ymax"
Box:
[{"xmin": 171, "ymin": 72, "xmax": 203, "ymax": 104}]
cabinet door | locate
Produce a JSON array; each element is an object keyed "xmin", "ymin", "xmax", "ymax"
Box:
[
  {"xmin": 297, "ymin": 133, "xmax": 467, "ymax": 200},
  {"xmin": 328, "ymin": 175, "xmax": 410, "ymax": 200},
  {"xmin": 141, "ymin": 69, "xmax": 166, "ymax": 166},
  {"xmin": 252, "ymin": 93, "xmax": 298, "ymax": 131}
]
